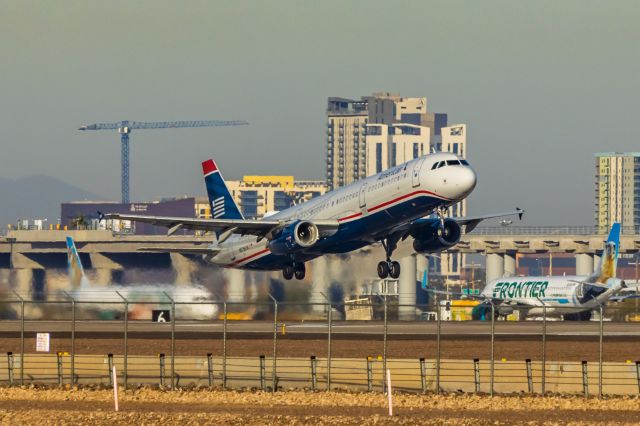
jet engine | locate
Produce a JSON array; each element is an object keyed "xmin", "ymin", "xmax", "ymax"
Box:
[
  {"xmin": 268, "ymin": 220, "xmax": 320, "ymax": 255},
  {"xmin": 412, "ymin": 219, "xmax": 462, "ymax": 253}
]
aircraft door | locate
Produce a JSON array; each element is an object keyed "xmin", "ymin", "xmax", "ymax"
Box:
[
  {"xmin": 359, "ymin": 182, "xmax": 367, "ymax": 210},
  {"xmin": 412, "ymin": 157, "xmax": 426, "ymax": 187}
]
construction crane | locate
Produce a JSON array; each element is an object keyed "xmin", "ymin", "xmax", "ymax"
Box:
[{"xmin": 79, "ymin": 119, "xmax": 248, "ymax": 203}]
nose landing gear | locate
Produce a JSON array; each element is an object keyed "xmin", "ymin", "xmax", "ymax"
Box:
[{"xmin": 377, "ymin": 238, "xmax": 401, "ymax": 279}]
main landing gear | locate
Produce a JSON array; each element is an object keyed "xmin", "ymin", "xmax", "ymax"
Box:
[
  {"xmin": 377, "ymin": 238, "xmax": 401, "ymax": 279},
  {"xmin": 283, "ymin": 262, "xmax": 306, "ymax": 280}
]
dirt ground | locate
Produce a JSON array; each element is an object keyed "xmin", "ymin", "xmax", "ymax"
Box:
[
  {"xmin": 0, "ymin": 387, "xmax": 638, "ymax": 425},
  {"xmin": 1, "ymin": 333, "xmax": 639, "ymax": 362}
]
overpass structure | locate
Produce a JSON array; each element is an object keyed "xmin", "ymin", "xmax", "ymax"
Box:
[{"xmin": 0, "ymin": 227, "xmax": 638, "ymax": 305}]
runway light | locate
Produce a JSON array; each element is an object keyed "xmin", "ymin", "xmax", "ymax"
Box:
[
  {"xmin": 377, "ymin": 355, "xmax": 383, "ymax": 361},
  {"xmin": 501, "ymin": 357, "xmax": 507, "ymax": 362}
]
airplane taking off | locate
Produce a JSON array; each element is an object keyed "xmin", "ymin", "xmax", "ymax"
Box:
[
  {"xmin": 104, "ymin": 153, "xmax": 523, "ymax": 281},
  {"xmin": 473, "ymin": 223, "xmax": 636, "ymax": 321}
]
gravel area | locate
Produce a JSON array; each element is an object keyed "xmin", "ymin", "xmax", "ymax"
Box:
[{"xmin": 0, "ymin": 387, "xmax": 638, "ymax": 425}]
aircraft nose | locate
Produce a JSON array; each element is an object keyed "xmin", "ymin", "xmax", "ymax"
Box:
[{"xmin": 448, "ymin": 166, "xmax": 477, "ymax": 199}]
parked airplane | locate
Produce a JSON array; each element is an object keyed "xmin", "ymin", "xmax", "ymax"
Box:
[
  {"xmin": 104, "ymin": 153, "xmax": 523, "ymax": 281},
  {"xmin": 472, "ymin": 223, "xmax": 635, "ymax": 320},
  {"xmin": 65, "ymin": 237, "xmax": 216, "ymax": 320}
]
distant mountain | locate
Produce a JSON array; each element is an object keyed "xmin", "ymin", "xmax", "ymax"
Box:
[{"xmin": 0, "ymin": 175, "xmax": 102, "ymax": 229}]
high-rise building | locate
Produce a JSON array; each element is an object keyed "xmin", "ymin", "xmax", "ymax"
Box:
[
  {"xmin": 326, "ymin": 93, "xmax": 448, "ymax": 190},
  {"xmin": 365, "ymin": 123, "xmax": 430, "ymax": 175},
  {"xmin": 326, "ymin": 98, "xmax": 369, "ymax": 190},
  {"xmin": 595, "ymin": 152, "xmax": 640, "ymax": 232}
]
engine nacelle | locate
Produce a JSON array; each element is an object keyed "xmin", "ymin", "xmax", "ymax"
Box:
[
  {"xmin": 412, "ymin": 219, "xmax": 462, "ymax": 253},
  {"xmin": 268, "ymin": 220, "xmax": 320, "ymax": 255}
]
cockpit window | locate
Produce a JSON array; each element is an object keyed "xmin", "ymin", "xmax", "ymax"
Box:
[
  {"xmin": 460, "ymin": 159, "xmax": 469, "ymax": 166},
  {"xmin": 436, "ymin": 161, "xmax": 444, "ymax": 169},
  {"xmin": 446, "ymin": 160, "xmax": 461, "ymax": 166},
  {"xmin": 431, "ymin": 162, "xmax": 439, "ymax": 170}
]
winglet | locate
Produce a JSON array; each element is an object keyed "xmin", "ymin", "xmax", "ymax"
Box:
[
  {"xmin": 517, "ymin": 207, "xmax": 524, "ymax": 220},
  {"xmin": 202, "ymin": 159, "xmax": 218, "ymax": 176}
]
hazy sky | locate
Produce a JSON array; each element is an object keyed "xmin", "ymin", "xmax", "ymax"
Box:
[{"xmin": 1, "ymin": 1, "xmax": 638, "ymax": 225}]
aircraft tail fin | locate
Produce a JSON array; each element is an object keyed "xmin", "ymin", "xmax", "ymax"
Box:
[
  {"xmin": 588, "ymin": 222, "xmax": 620, "ymax": 284},
  {"xmin": 202, "ymin": 159, "xmax": 244, "ymax": 220},
  {"xmin": 66, "ymin": 237, "xmax": 89, "ymax": 289}
]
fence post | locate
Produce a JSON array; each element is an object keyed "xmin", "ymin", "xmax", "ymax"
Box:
[
  {"xmin": 268, "ymin": 294, "xmax": 278, "ymax": 393},
  {"xmin": 116, "ymin": 291, "xmax": 128, "ymax": 390},
  {"xmin": 13, "ymin": 291, "xmax": 24, "ymax": 386},
  {"xmin": 222, "ymin": 302, "xmax": 227, "ymax": 390},
  {"xmin": 108, "ymin": 354, "xmax": 114, "ymax": 387},
  {"xmin": 474, "ymin": 358, "xmax": 480, "ymax": 393},
  {"xmin": 327, "ymin": 302, "xmax": 332, "ymax": 391},
  {"xmin": 57, "ymin": 352, "xmax": 63, "ymax": 386},
  {"xmin": 635, "ymin": 361, "xmax": 640, "ymax": 396},
  {"xmin": 435, "ymin": 293, "xmax": 441, "ymax": 395},
  {"xmin": 490, "ymin": 301, "xmax": 495, "ymax": 397},
  {"xmin": 259, "ymin": 355, "xmax": 266, "ymax": 390},
  {"xmin": 207, "ymin": 353, "xmax": 214, "ymax": 388},
  {"xmin": 383, "ymin": 296, "xmax": 388, "ymax": 394},
  {"xmin": 582, "ymin": 360, "xmax": 589, "ymax": 398},
  {"xmin": 526, "ymin": 359, "xmax": 533, "ymax": 393},
  {"xmin": 310, "ymin": 356, "xmax": 317, "ymax": 391},
  {"xmin": 598, "ymin": 304, "xmax": 604, "ymax": 399},
  {"xmin": 419, "ymin": 358, "xmax": 427, "ymax": 394},
  {"xmin": 159, "ymin": 353, "xmax": 166, "ymax": 388},
  {"xmin": 541, "ymin": 303, "xmax": 547, "ymax": 395},
  {"xmin": 7, "ymin": 352, "xmax": 13, "ymax": 386},
  {"xmin": 170, "ymin": 295, "xmax": 176, "ymax": 390},
  {"xmin": 71, "ymin": 298, "xmax": 76, "ymax": 385},
  {"xmin": 367, "ymin": 357, "xmax": 373, "ymax": 392}
]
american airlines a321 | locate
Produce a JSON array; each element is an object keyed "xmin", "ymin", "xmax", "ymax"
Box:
[{"xmin": 1, "ymin": 1, "xmax": 639, "ymax": 424}]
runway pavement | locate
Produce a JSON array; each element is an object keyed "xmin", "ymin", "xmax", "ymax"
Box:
[{"xmin": 0, "ymin": 320, "xmax": 639, "ymax": 336}]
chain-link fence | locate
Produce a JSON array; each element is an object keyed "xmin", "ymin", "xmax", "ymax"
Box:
[{"xmin": 1, "ymin": 293, "xmax": 639, "ymax": 398}]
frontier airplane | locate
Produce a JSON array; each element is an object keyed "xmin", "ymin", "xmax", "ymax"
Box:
[
  {"xmin": 472, "ymin": 223, "xmax": 636, "ymax": 320},
  {"xmin": 104, "ymin": 153, "xmax": 522, "ymax": 280}
]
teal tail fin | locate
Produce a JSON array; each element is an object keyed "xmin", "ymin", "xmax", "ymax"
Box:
[{"xmin": 66, "ymin": 236, "xmax": 88, "ymax": 289}]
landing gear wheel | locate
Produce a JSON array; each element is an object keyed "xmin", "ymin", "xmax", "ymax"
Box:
[
  {"xmin": 294, "ymin": 263, "xmax": 306, "ymax": 280},
  {"xmin": 377, "ymin": 261, "xmax": 390, "ymax": 279},
  {"xmin": 283, "ymin": 265, "xmax": 294, "ymax": 280},
  {"xmin": 389, "ymin": 261, "xmax": 401, "ymax": 279}
]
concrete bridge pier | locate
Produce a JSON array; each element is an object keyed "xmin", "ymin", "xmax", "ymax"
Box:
[
  {"xmin": 89, "ymin": 253, "xmax": 122, "ymax": 286},
  {"xmin": 593, "ymin": 253, "xmax": 601, "ymax": 272},
  {"xmin": 224, "ymin": 268, "xmax": 246, "ymax": 302},
  {"xmin": 310, "ymin": 256, "xmax": 330, "ymax": 312},
  {"xmin": 170, "ymin": 253, "xmax": 198, "ymax": 285},
  {"xmin": 486, "ymin": 253, "xmax": 504, "ymax": 283},
  {"xmin": 398, "ymin": 254, "xmax": 417, "ymax": 320},
  {"xmin": 576, "ymin": 253, "xmax": 594, "ymax": 276},
  {"xmin": 503, "ymin": 252, "xmax": 517, "ymax": 277}
]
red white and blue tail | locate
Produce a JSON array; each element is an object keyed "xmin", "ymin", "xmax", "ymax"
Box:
[{"xmin": 202, "ymin": 159, "xmax": 244, "ymax": 221}]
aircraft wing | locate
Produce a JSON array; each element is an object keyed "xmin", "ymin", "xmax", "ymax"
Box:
[
  {"xmin": 102, "ymin": 213, "xmax": 340, "ymax": 240},
  {"xmin": 137, "ymin": 247, "xmax": 222, "ymax": 255},
  {"xmin": 453, "ymin": 207, "xmax": 524, "ymax": 233}
]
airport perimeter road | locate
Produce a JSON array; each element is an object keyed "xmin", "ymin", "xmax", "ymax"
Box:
[{"xmin": 0, "ymin": 320, "xmax": 639, "ymax": 336}]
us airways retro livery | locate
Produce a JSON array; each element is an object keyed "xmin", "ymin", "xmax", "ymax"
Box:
[
  {"xmin": 475, "ymin": 223, "xmax": 633, "ymax": 320},
  {"xmin": 105, "ymin": 153, "xmax": 522, "ymax": 280}
]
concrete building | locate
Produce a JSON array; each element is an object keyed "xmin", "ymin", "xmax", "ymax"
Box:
[
  {"xmin": 224, "ymin": 176, "xmax": 327, "ymax": 219},
  {"xmin": 326, "ymin": 97, "xmax": 369, "ymax": 190},
  {"xmin": 595, "ymin": 152, "xmax": 640, "ymax": 232},
  {"xmin": 365, "ymin": 123, "xmax": 430, "ymax": 175},
  {"xmin": 326, "ymin": 93, "xmax": 448, "ymax": 190}
]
